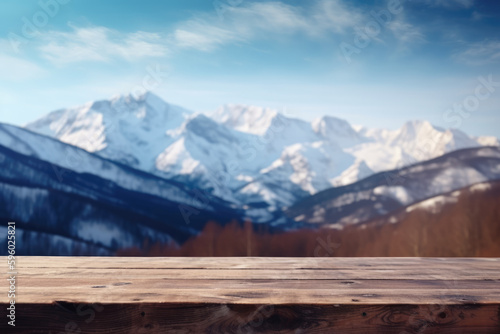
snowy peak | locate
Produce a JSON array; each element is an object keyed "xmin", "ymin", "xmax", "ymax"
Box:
[
  {"xmin": 110, "ymin": 91, "xmax": 169, "ymax": 112},
  {"xmin": 210, "ymin": 103, "xmax": 320, "ymax": 155},
  {"xmin": 287, "ymin": 146, "xmax": 500, "ymax": 228},
  {"xmin": 105, "ymin": 91, "xmax": 191, "ymax": 121},
  {"xmin": 474, "ymin": 136, "xmax": 500, "ymax": 147},
  {"xmin": 390, "ymin": 120, "xmax": 440, "ymax": 147},
  {"xmin": 26, "ymin": 91, "xmax": 192, "ymax": 168},
  {"xmin": 27, "ymin": 91, "xmax": 190, "ymax": 136},
  {"xmin": 23, "ymin": 93, "xmax": 500, "ymax": 211},
  {"xmin": 333, "ymin": 159, "xmax": 374, "ymax": 187},
  {"xmin": 398, "ymin": 119, "xmax": 435, "ymax": 135},
  {"xmin": 391, "ymin": 120, "xmax": 460, "ymax": 145},
  {"xmin": 348, "ymin": 120, "xmax": 483, "ymax": 174},
  {"xmin": 209, "ymin": 104, "xmax": 317, "ymax": 142},
  {"xmin": 210, "ymin": 104, "xmax": 281, "ymax": 135},
  {"xmin": 312, "ymin": 115, "xmax": 364, "ymax": 148},
  {"xmin": 26, "ymin": 102, "xmax": 107, "ymax": 153},
  {"xmin": 260, "ymin": 140, "xmax": 355, "ymax": 196},
  {"xmin": 389, "ymin": 120, "xmax": 480, "ymax": 160}
]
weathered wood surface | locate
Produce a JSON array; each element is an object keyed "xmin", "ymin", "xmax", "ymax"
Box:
[{"xmin": 2, "ymin": 257, "xmax": 500, "ymax": 333}]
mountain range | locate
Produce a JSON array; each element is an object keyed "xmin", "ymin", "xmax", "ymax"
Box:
[
  {"xmin": 286, "ymin": 146, "xmax": 500, "ymax": 227},
  {"xmin": 26, "ymin": 92, "xmax": 498, "ymax": 211},
  {"xmin": 1, "ymin": 91, "xmax": 499, "ymax": 255},
  {"xmin": 0, "ymin": 123, "xmax": 246, "ymax": 255}
]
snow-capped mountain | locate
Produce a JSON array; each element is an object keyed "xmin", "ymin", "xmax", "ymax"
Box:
[
  {"xmin": 332, "ymin": 160, "xmax": 373, "ymax": 187},
  {"xmin": 26, "ymin": 92, "xmax": 499, "ymax": 209},
  {"xmin": 474, "ymin": 135, "xmax": 500, "ymax": 147},
  {"xmin": 312, "ymin": 115, "xmax": 366, "ymax": 148},
  {"xmin": 347, "ymin": 120, "xmax": 486, "ymax": 174},
  {"xmin": 256, "ymin": 141, "xmax": 354, "ymax": 196},
  {"xmin": 210, "ymin": 104, "xmax": 283, "ymax": 135},
  {"xmin": 286, "ymin": 146, "xmax": 500, "ymax": 227},
  {"xmin": 0, "ymin": 123, "xmax": 250, "ymax": 255},
  {"xmin": 26, "ymin": 92, "xmax": 191, "ymax": 169},
  {"xmin": 0, "ymin": 123, "xmax": 219, "ymax": 210},
  {"xmin": 154, "ymin": 113, "xmax": 260, "ymax": 203}
]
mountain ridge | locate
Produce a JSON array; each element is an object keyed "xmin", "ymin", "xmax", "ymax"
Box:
[
  {"xmin": 286, "ymin": 145, "xmax": 500, "ymax": 227},
  {"xmin": 25, "ymin": 92, "xmax": 499, "ymax": 210}
]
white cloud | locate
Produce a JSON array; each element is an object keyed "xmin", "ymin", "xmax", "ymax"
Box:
[
  {"xmin": 453, "ymin": 40, "xmax": 500, "ymax": 65},
  {"xmin": 173, "ymin": 0, "xmax": 363, "ymax": 52},
  {"xmin": 228, "ymin": 1, "xmax": 313, "ymax": 34},
  {"xmin": 311, "ymin": 0, "xmax": 363, "ymax": 34},
  {"xmin": 7, "ymin": 0, "xmax": 427, "ymax": 66},
  {"xmin": 24, "ymin": 1, "xmax": 380, "ymax": 60},
  {"xmin": 1, "ymin": 1, "xmax": 366, "ymax": 69},
  {"xmin": 39, "ymin": 26, "xmax": 168, "ymax": 64},
  {"xmin": 174, "ymin": 21, "xmax": 241, "ymax": 52},
  {"xmin": 389, "ymin": 18, "xmax": 426, "ymax": 44}
]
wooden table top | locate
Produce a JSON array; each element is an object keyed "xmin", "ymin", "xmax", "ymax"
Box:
[{"xmin": 3, "ymin": 257, "xmax": 500, "ymax": 333}]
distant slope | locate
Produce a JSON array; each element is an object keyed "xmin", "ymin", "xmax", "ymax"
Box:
[
  {"xmin": 0, "ymin": 143, "xmax": 243, "ymax": 255},
  {"xmin": 286, "ymin": 146, "xmax": 500, "ymax": 227},
  {"xmin": 333, "ymin": 179, "xmax": 500, "ymax": 257},
  {"xmin": 119, "ymin": 180, "xmax": 500, "ymax": 257},
  {"xmin": 0, "ymin": 123, "xmax": 233, "ymax": 211}
]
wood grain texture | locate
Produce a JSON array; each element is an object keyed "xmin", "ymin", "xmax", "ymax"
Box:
[{"xmin": 1, "ymin": 257, "xmax": 499, "ymax": 333}]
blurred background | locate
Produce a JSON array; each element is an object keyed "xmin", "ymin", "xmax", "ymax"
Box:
[{"xmin": 1, "ymin": 0, "xmax": 499, "ymax": 256}]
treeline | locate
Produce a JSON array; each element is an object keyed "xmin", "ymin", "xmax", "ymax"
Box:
[{"xmin": 117, "ymin": 182, "xmax": 500, "ymax": 257}]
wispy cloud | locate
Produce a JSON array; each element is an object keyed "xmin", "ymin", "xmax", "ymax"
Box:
[
  {"xmin": 4, "ymin": 0, "xmax": 483, "ymax": 69},
  {"xmin": 19, "ymin": 1, "xmax": 392, "ymax": 62},
  {"xmin": 389, "ymin": 18, "xmax": 426, "ymax": 44},
  {"xmin": 173, "ymin": 21, "xmax": 241, "ymax": 52},
  {"xmin": 34, "ymin": 1, "xmax": 361, "ymax": 61},
  {"xmin": 229, "ymin": 1, "xmax": 312, "ymax": 34},
  {"xmin": 425, "ymin": 0, "xmax": 475, "ymax": 9},
  {"xmin": 311, "ymin": 0, "xmax": 363, "ymax": 34},
  {"xmin": 453, "ymin": 40, "xmax": 500, "ymax": 65},
  {"xmin": 173, "ymin": 0, "xmax": 363, "ymax": 52},
  {"xmin": 39, "ymin": 26, "xmax": 168, "ymax": 64},
  {"xmin": 3, "ymin": 1, "xmax": 366, "ymax": 66}
]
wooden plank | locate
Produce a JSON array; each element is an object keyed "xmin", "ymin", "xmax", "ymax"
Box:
[
  {"xmin": 17, "ymin": 267, "xmax": 500, "ymax": 280},
  {"xmin": 1, "ymin": 257, "xmax": 499, "ymax": 333},
  {"xmin": 16, "ymin": 256, "xmax": 500, "ymax": 269},
  {"xmin": 15, "ymin": 288, "xmax": 500, "ymax": 304},
  {"xmin": 16, "ymin": 278, "xmax": 500, "ymax": 290}
]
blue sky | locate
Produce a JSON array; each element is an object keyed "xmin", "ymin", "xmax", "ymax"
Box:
[{"xmin": 1, "ymin": 0, "xmax": 499, "ymax": 137}]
